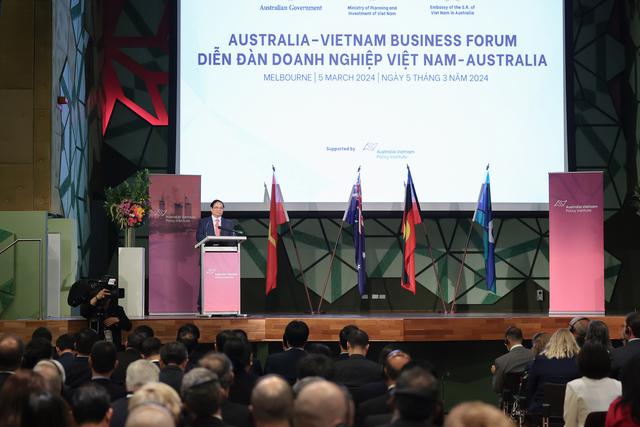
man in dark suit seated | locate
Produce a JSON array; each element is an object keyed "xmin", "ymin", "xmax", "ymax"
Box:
[
  {"xmin": 196, "ymin": 199, "xmax": 237, "ymax": 243},
  {"xmin": 251, "ymin": 375, "xmax": 294, "ymax": 427},
  {"xmin": 264, "ymin": 320, "xmax": 309, "ymax": 385},
  {"xmin": 386, "ymin": 366, "xmax": 439, "ymax": 427},
  {"xmin": 337, "ymin": 325, "xmax": 359, "ymax": 361},
  {"xmin": 142, "ymin": 336, "xmax": 162, "ymax": 367},
  {"xmin": 70, "ymin": 383, "xmax": 113, "ymax": 427},
  {"xmin": 181, "ymin": 367, "xmax": 231, "ymax": 427},
  {"xmin": 109, "ymin": 359, "xmax": 160, "ymax": 427},
  {"xmin": 89, "ymin": 340, "xmax": 126, "ymax": 401},
  {"xmin": 55, "ymin": 333, "xmax": 76, "ymax": 375},
  {"xmin": 110, "ymin": 332, "xmax": 143, "ymax": 385},
  {"xmin": 334, "ymin": 328, "xmax": 384, "ymax": 390},
  {"xmin": 0, "ymin": 333, "xmax": 24, "ymax": 391},
  {"xmin": 159, "ymin": 341, "xmax": 188, "ymax": 395},
  {"xmin": 66, "ymin": 329, "xmax": 99, "ymax": 389},
  {"xmin": 491, "ymin": 326, "xmax": 534, "ymax": 395},
  {"xmin": 611, "ymin": 311, "xmax": 640, "ymax": 379},
  {"xmin": 293, "ymin": 379, "xmax": 353, "ymax": 427}
]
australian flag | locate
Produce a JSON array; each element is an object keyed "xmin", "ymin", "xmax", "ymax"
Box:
[
  {"xmin": 344, "ymin": 171, "xmax": 366, "ymax": 296},
  {"xmin": 473, "ymin": 169, "xmax": 496, "ymax": 293}
]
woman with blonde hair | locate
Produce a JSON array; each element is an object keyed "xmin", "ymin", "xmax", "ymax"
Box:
[
  {"xmin": 526, "ymin": 328, "xmax": 581, "ymax": 415},
  {"xmin": 129, "ymin": 382, "xmax": 182, "ymax": 424}
]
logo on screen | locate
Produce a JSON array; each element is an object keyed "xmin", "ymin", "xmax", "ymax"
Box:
[
  {"xmin": 554, "ymin": 200, "xmax": 567, "ymax": 207},
  {"xmin": 363, "ymin": 143, "xmax": 378, "ymax": 151}
]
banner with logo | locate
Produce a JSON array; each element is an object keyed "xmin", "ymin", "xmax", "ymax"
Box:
[
  {"xmin": 148, "ymin": 174, "xmax": 201, "ymax": 314},
  {"xmin": 549, "ymin": 172, "xmax": 604, "ymax": 316}
]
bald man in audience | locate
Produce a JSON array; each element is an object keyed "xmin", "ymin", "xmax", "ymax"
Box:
[
  {"xmin": 251, "ymin": 375, "xmax": 293, "ymax": 427},
  {"xmin": 0, "ymin": 333, "xmax": 24, "ymax": 391},
  {"xmin": 125, "ymin": 403, "xmax": 175, "ymax": 427},
  {"xmin": 294, "ymin": 379, "xmax": 353, "ymax": 427}
]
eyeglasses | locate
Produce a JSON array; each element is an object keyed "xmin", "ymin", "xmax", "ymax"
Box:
[{"xmin": 212, "ymin": 205, "xmax": 224, "ymax": 210}]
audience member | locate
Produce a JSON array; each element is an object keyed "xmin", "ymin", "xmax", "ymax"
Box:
[
  {"xmin": 132, "ymin": 325, "xmax": 154, "ymax": 340},
  {"xmin": 0, "ymin": 332, "xmax": 24, "ymax": 391},
  {"xmin": 293, "ymin": 379, "xmax": 353, "ymax": 427},
  {"xmin": 142, "ymin": 337, "xmax": 162, "ymax": 366},
  {"xmin": 334, "ymin": 329, "xmax": 383, "ymax": 389},
  {"xmin": 531, "ymin": 332, "xmax": 550, "ymax": 357},
  {"xmin": 23, "ymin": 390, "xmax": 73, "ymax": 427},
  {"xmin": 297, "ymin": 353, "xmax": 336, "ymax": 381},
  {"xmin": 128, "ymin": 382, "xmax": 182, "ymax": 425},
  {"xmin": 112, "ymin": 333, "xmax": 144, "ymax": 385},
  {"xmin": 387, "ymin": 366, "xmax": 439, "ymax": 427},
  {"xmin": 232, "ymin": 329, "xmax": 264, "ymax": 376},
  {"xmin": 90, "ymin": 340, "xmax": 126, "ymax": 401},
  {"xmin": 251, "ymin": 375, "xmax": 293, "ymax": 427},
  {"xmin": 70, "ymin": 382, "xmax": 113, "ymax": 427},
  {"xmin": 586, "ymin": 320, "xmax": 613, "ymax": 350},
  {"xmin": 491, "ymin": 326, "xmax": 533, "ymax": 394},
  {"xmin": 34, "ymin": 359, "xmax": 65, "ymax": 395},
  {"xmin": 225, "ymin": 336, "xmax": 259, "ymax": 405},
  {"xmin": 66, "ymin": 329, "xmax": 99, "ymax": 388},
  {"xmin": 264, "ymin": 320, "xmax": 309, "ymax": 385},
  {"xmin": 181, "ymin": 367, "xmax": 227, "ymax": 427},
  {"xmin": 32, "ymin": 326, "xmax": 54, "ymax": 342},
  {"xmin": 606, "ymin": 355, "xmax": 640, "ymax": 427},
  {"xmin": 306, "ymin": 343, "xmax": 333, "ymax": 358},
  {"xmin": 352, "ymin": 345, "xmax": 398, "ymax": 405},
  {"xmin": 159, "ymin": 341, "xmax": 189, "ymax": 394},
  {"xmin": 563, "ymin": 342, "xmax": 621, "ymax": 427},
  {"xmin": 199, "ymin": 351, "xmax": 252, "ymax": 427},
  {"xmin": 0, "ymin": 369, "xmax": 47, "ymax": 427},
  {"xmin": 338, "ymin": 325, "xmax": 359, "ymax": 361},
  {"xmin": 55, "ymin": 333, "xmax": 76, "ymax": 373},
  {"xmin": 216, "ymin": 330, "xmax": 237, "ymax": 353},
  {"xmin": 110, "ymin": 359, "xmax": 160, "ymax": 427},
  {"xmin": 22, "ymin": 337, "xmax": 53, "ymax": 369},
  {"xmin": 526, "ymin": 328, "xmax": 581, "ymax": 414},
  {"xmin": 124, "ymin": 403, "xmax": 176, "ymax": 427},
  {"xmin": 569, "ymin": 317, "xmax": 590, "ymax": 347},
  {"xmin": 444, "ymin": 401, "xmax": 515, "ymax": 427},
  {"xmin": 611, "ymin": 312, "xmax": 640, "ymax": 380}
]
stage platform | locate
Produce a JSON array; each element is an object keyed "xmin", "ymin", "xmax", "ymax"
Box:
[{"xmin": 0, "ymin": 314, "xmax": 625, "ymax": 344}]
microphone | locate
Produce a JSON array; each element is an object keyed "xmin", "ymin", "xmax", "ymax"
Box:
[{"xmin": 218, "ymin": 225, "xmax": 245, "ymax": 235}]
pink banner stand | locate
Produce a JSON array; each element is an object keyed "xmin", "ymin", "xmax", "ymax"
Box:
[
  {"xmin": 195, "ymin": 236, "xmax": 246, "ymax": 315},
  {"xmin": 549, "ymin": 172, "xmax": 604, "ymax": 316}
]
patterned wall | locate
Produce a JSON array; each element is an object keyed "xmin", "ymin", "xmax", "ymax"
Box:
[{"xmin": 93, "ymin": 0, "xmax": 640, "ymax": 313}]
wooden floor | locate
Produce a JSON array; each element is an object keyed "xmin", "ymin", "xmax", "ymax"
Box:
[{"xmin": 0, "ymin": 314, "xmax": 626, "ymax": 344}]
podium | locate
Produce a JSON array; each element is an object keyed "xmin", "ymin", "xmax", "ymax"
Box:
[{"xmin": 195, "ymin": 236, "xmax": 247, "ymax": 315}]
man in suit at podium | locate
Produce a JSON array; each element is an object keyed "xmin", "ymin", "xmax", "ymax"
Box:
[{"xmin": 196, "ymin": 199, "xmax": 235, "ymax": 243}]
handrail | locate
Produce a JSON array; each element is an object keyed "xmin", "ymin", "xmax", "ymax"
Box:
[{"xmin": 0, "ymin": 238, "xmax": 43, "ymax": 320}]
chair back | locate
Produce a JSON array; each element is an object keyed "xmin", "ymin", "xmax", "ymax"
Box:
[
  {"xmin": 584, "ymin": 411, "xmax": 607, "ymax": 427},
  {"xmin": 542, "ymin": 383, "xmax": 566, "ymax": 418}
]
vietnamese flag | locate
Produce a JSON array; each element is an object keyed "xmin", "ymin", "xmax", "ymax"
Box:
[
  {"xmin": 266, "ymin": 171, "xmax": 289, "ymax": 295},
  {"xmin": 401, "ymin": 168, "xmax": 423, "ymax": 294}
]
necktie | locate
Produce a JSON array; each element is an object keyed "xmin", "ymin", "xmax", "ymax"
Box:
[{"xmin": 215, "ymin": 218, "xmax": 221, "ymax": 237}]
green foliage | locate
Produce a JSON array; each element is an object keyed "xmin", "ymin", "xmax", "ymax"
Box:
[{"xmin": 104, "ymin": 170, "xmax": 151, "ymax": 229}]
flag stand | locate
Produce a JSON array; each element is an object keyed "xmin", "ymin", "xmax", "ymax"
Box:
[
  {"xmin": 286, "ymin": 221, "xmax": 315, "ymax": 314},
  {"xmin": 449, "ymin": 221, "xmax": 474, "ymax": 314},
  {"xmin": 420, "ymin": 222, "xmax": 448, "ymax": 313},
  {"xmin": 316, "ymin": 221, "xmax": 346, "ymax": 313}
]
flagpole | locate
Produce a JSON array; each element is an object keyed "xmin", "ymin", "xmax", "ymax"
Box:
[
  {"xmin": 449, "ymin": 222, "xmax": 474, "ymax": 314},
  {"xmin": 286, "ymin": 221, "xmax": 316, "ymax": 314},
  {"xmin": 316, "ymin": 221, "xmax": 346, "ymax": 313},
  {"xmin": 419, "ymin": 221, "xmax": 448, "ymax": 313}
]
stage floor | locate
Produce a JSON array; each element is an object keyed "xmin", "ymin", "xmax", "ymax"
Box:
[{"xmin": 0, "ymin": 313, "xmax": 625, "ymax": 344}]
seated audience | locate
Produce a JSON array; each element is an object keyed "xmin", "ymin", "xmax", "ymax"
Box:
[
  {"xmin": 293, "ymin": 379, "xmax": 353, "ymax": 427},
  {"xmin": 605, "ymin": 355, "xmax": 640, "ymax": 427},
  {"xmin": 264, "ymin": 320, "xmax": 309, "ymax": 385},
  {"xmin": 125, "ymin": 403, "xmax": 176, "ymax": 427},
  {"xmin": 444, "ymin": 401, "xmax": 515, "ymax": 427},
  {"xmin": 386, "ymin": 366, "xmax": 439, "ymax": 427},
  {"xmin": 23, "ymin": 390, "xmax": 73, "ymax": 427},
  {"xmin": 159, "ymin": 341, "xmax": 189, "ymax": 394},
  {"xmin": 110, "ymin": 359, "xmax": 160, "ymax": 427},
  {"xmin": 199, "ymin": 351, "xmax": 252, "ymax": 427},
  {"xmin": 337, "ymin": 325, "xmax": 359, "ymax": 361},
  {"xmin": 491, "ymin": 326, "xmax": 533, "ymax": 395},
  {"xmin": 111, "ymin": 333, "xmax": 144, "ymax": 385},
  {"xmin": 22, "ymin": 337, "xmax": 53, "ymax": 369},
  {"xmin": 90, "ymin": 340, "xmax": 127, "ymax": 401},
  {"xmin": 526, "ymin": 328, "xmax": 581, "ymax": 414},
  {"xmin": 0, "ymin": 369, "xmax": 47, "ymax": 427},
  {"xmin": 33, "ymin": 359, "xmax": 65, "ymax": 395},
  {"xmin": 334, "ymin": 329, "xmax": 383, "ymax": 390},
  {"xmin": 251, "ymin": 375, "xmax": 293, "ymax": 427},
  {"xmin": 297, "ymin": 353, "xmax": 336, "ymax": 381},
  {"xmin": 306, "ymin": 343, "xmax": 333, "ymax": 358},
  {"xmin": 0, "ymin": 333, "xmax": 24, "ymax": 391},
  {"xmin": 142, "ymin": 337, "xmax": 162, "ymax": 366},
  {"xmin": 70, "ymin": 382, "xmax": 113, "ymax": 427},
  {"xmin": 55, "ymin": 333, "xmax": 76, "ymax": 374},
  {"xmin": 531, "ymin": 332, "xmax": 551, "ymax": 357},
  {"xmin": 611, "ymin": 312, "xmax": 640, "ymax": 380},
  {"xmin": 132, "ymin": 325, "xmax": 154, "ymax": 340},
  {"xmin": 66, "ymin": 329, "xmax": 99, "ymax": 389},
  {"xmin": 128, "ymin": 382, "xmax": 182, "ymax": 425},
  {"xmin": 181, "ymin": 367, "xmax": 228, "ymax": 427},
  {"xmin": 563, "ymin": 342, "xmax": 621, "ymax": 427},
  {"xmin": 225, "ymin": 336, "xmax": 259, "ymax": 405},
  {"xmin": 177, "ymin": 323, "xmax": 209, "ymax": 370},
  {"xmin": 569, "ymin": 317, "xmax": 590, "ymax": 347},
  {"xmin": 585, "ymin": 320, "xmax": 613, "ymax": 350}
]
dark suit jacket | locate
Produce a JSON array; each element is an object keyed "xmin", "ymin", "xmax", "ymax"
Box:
[
  {"xmin": 221, "ymin": 399, "xmax": 252, "ymax": 427},
  {"xmin": 188, "ymin": 416, "xmax": 232, "ymax": 427},
  {"xmin": 526, "ymin": 355, "xmax": 579, "ymax": 413},
  {"xmin": 493, "ymin": 345, "xmax": 534, "ymax": 393},
  {"xmin": 0, "ymin": 371, "xmax": 13, "ymax": 391},
  {"xmin": 334, "ymin": 355, "xmax": 384, "ymax": 389},
  {"xmin": 92, "ymin": 377, "xmax": 127, "ymax": 402},
  {"xmin": 228, "ymin": 369, "xmax": 258, "ymax": 405},
  {"xmin": 196, "ymin": 216, "xmax": 236, "ymax": 243},
  {"xmin": 66, "ymin": 356, "xmax": 91, "ymax": 389},
  {"xmin": 109, "ymin": 396, "xmax": 130, "ymax": 427},
  {"xmin": 264, "ymin": 347, "xmax": 307, "ymax": 385},
  {"xmin": 111, "ymin": 348, "xmax": 142, "ymax": 385},
  {"xmin": 611, "ymin": 339, "xmax": 640, "ymax": 379},
  {"xmin": 364, "ymin": 413, "xmax": 392, "ymax": 427},
  {"xmin": 354, "ymin": 381, "xmax": 388, "ymax": 405},
  {"xmin": 358, "ymin": 391, "xmax": 392, "ymax": 426},
  {"xmin": 159, "ymin": 365, "xmax": 184, "ymax": 395},
  {"xmin": 57, "ymin": 352, "xmax": 75, "ymax": 375},
  {"xmin": 382, "ymin": 417, "xmax": 433, "ymax": 427}
]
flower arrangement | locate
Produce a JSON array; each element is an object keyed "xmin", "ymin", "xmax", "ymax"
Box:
[{"xmin": 104, "ymin": 170, "xmax": 151, "ymax": 230}]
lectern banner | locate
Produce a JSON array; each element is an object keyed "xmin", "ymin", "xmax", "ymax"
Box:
[
  {"xmin": 203, "ymin": 251, "xmax": 241, "ymax": 313},
  {"xmin": 149, "ymin": 174, "xmax": 201, "ymax": 314},
  {"xmin": 549, "ymin": 172, "xmax": 604, "ymax": 315}
]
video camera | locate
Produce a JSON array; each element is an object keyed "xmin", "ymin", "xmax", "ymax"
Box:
[{"xmin": 68, "ymin": 275, "xmax": 124, "ymax": 307}]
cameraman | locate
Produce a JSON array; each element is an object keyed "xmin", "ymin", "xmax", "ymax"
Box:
[{"xmin": 80, "ymin": 286, "xmax": 132, "ymax": 350}]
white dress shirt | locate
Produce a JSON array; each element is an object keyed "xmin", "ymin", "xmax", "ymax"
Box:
[{"xmin": 563, "ymin": 376, "xmax": 621, "ymax": 427}]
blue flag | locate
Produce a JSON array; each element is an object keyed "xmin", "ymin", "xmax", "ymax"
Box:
[
  {"xmin": 343, "ymin": 172, "xmax": 366, "ymax": 296},
  {"xmin": 473, "ymin": 171, "xmax": 496, "ymax": 293}
]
